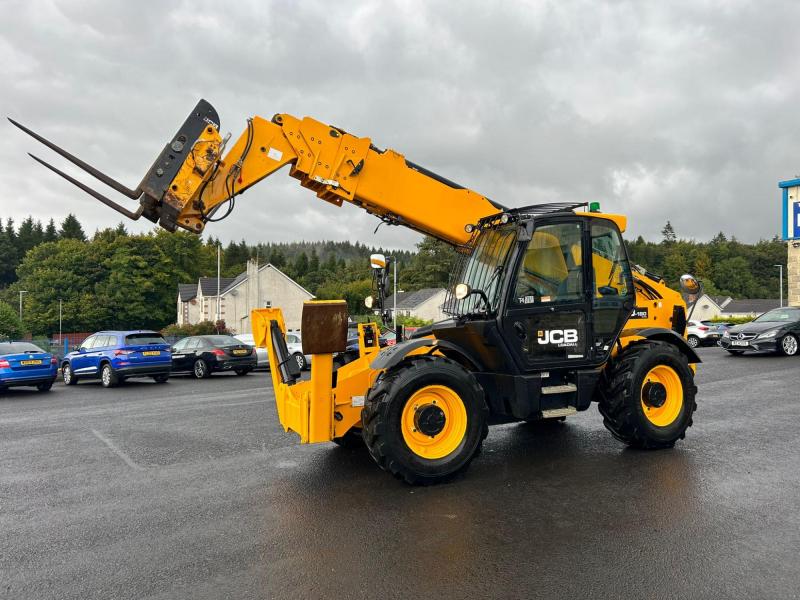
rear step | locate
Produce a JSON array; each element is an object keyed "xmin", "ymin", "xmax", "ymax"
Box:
[
  {"xmin": 541, "ymin": 407, "xmax": 577, "ymax": 419},
  {"xmin": 541, "ymin": 383, "xmax": 577, "ymax": 395}
]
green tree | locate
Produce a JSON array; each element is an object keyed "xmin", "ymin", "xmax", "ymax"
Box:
[
  {"xmin": 0, "ymin": 221, "xmax": 19, "ymax": 286},
  {"xmin": 43, "ymin": 218, "xmax": 58, "ymax": 242},
  {"xmin": 403, "ymin": 237, "xmax": 457, "ymax": 289},
  {"xmin": 661, "ymin": 221, "xmax": 677, "ymax": 244},
  {"xmin": 59, "ymin": 214, "xmax": 86, "ymax": 241},
  {"xmin": 0, "ymin": 301, "xmax": 23, "ymax": 339}
]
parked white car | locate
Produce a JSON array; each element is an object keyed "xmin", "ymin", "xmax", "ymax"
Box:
[
  {"xmin": 686, "ymin": 320, "xmax": 723, "ymax": 348},
  {"xmin": 234, "ymin": 333, "xmax": 269, "ymax": 369},
  {"xmin": 285, "ymin": 331, "xmax": 311, "ymax": 371}
]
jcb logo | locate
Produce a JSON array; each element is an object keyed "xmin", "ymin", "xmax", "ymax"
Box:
[{"xmin": 537, "ymin": 329, "xmax": 579, "ymax": 345}]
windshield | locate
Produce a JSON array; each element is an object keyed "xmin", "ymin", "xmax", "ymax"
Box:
[
  {"xmin": 445, "ymin": 225, "xmax": 516, "ymax": 315},
  {"xmin": 753, "ymin": 308, "xmax": 800, "ymax": 323},
  {"xmin": 125, "ymin": 333, "xmax": 166, "ymax": 345},
  {"xmin": 204, "ymin": 335, "xmax": 241, "ymax": 346},
  {"xmin": 0, "ymin": 342, "xmax": 45, "ymax": 355}
]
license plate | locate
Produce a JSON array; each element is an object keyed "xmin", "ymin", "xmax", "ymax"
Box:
[
  {"xmin": 730, "ymin": 340, "xmax": 749, "ymax": 346},
  {"xmin": 20, "ymin": 359, "xmax": 42, "ymax": 365},
  {"xmin": 142, "ymin": 351, "xmax": 161, "ymax": 356},
  {"xmin": 232, "ymin": 349, "xmax": 248, "ymax": 355}
]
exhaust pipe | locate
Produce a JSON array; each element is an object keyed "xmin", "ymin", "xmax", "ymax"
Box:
[{"xmin": 8, "ymin": 99, "xmax": 221, "ymax": 232}]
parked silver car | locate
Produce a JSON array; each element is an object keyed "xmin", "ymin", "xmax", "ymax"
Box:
[{"xmin": 234, "ymin": 333, "xmax": 269, "ymax": 369}]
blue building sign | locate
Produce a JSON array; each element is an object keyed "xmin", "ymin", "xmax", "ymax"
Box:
[{"xmin": 779, "ymin": 178, "xmax": 800, "ymax": 241}]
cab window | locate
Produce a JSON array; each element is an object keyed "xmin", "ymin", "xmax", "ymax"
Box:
[
  {"xmin": 591, "ymin": 222, "xmax": 631, "ymax": 298},
  {"xmin": 512, "ymin": 222, "xmax": 584, "ymax": 305}
]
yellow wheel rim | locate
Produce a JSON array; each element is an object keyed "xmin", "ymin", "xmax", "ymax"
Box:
[
  {"xmin": 640, "ymin": 365, "xmax": 683, "ymax": 427},
  {"xmin": 401, "ymin": 385, "xmax": 468, "ymax": 459}
]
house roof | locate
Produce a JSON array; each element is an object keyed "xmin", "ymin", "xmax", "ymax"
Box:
[
  {"xmin": 179, "ymin": 263, "xmax": 314, "ymax": 302},
  {"xmin": 178, "ymin": 284, "xmax": 197, "ymax": 302},
  {"xmin": 198, "ymin": 277, "xmax": 236, "ymax": 297},
  {"xmin": 721, "ymin": 299, "xmax": 781, "ymax": 315},
  {"xmin": 391, "ymin": 288, "xmax": 445, "ymax": 310}
]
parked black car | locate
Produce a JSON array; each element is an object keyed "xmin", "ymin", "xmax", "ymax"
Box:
[
  {"xmin": 170, "ymin": 335, "xmax": 257, "ymax": 378},
  {"xmin": 719, "ymin": 307, "xmax": 800, "ymax": 356}
]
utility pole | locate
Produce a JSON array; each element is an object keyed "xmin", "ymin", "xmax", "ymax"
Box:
[
  {"xmin": 393, "ymin": 258, "xmax": 397, "ymax": 331},
  {"xmin": 216, "ymin": 244, "xmax": 222, "ymax": 328},
  {"xmin": 775, "ymin": 264, "xmax": 784, "ymax": 307},
  {"xmin": 18, "ymin": 290, "xmax": 28, "ymax": 323}
]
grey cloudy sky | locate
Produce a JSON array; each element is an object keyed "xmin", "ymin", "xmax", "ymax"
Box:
[{"xmin": 1, "ymin": 0, "xmax": 798, "ymax": 249}]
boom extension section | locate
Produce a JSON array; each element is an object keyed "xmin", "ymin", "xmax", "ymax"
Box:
[{"xmin": 10, "ymin": 99, "xmax": 503, "ymax": 246}]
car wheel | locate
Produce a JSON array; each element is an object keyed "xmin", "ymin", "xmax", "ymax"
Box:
[
  {"xmin": 778, "ymin": 333, "xmax": 799, "ymax": 357},
  {"xmin": 37, "ymin": 381, "xmax": 53, "ymax": 392},
  {"xmin": 62, "ymin": 363, "xmax": 78, "ymax": 386},
  {"xmin": 293, "ymin": 353, "xmax": 307, "ymax": 371},
  {"xmin": 687, "ymin": 335, "xmax": 699, "ymax": 348},
  {"xmin": 193, "ymin": 359, "xmax": 210, "ymax": 379},
  {"xmin": 152, "ymin": 374, "xmax": 169, "ymax": 383},
  {"xmin": 101, "ymin": 363, "xmax": 119, "ymax": 388},
  {"xmin": 234, "ymin": 368, "xmax": 251, "ymax": 376}
]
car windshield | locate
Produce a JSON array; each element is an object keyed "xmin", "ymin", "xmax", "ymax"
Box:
[
  {"xmin": 446, "ymin": 225, "xmax": 517, "ymax": 316},
  {"xmin": 0, "ymin": 342, "xmax": 44, "ymax": 355},
  {"xmin": 125, "ymin": 333, "xmax": 166, "ymax": 345},
  {"xmin": 204, "ymin": 335, "xmax": 240, "ymax": 346},
  {"xmin": 753, "ymin": 308, "xmax": 800, "ymax": 323}
]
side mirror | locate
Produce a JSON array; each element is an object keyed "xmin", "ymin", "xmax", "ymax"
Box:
[
  {"xmin": 679, "ymin": 274, "xmax": 701, "ymax": 295},
  {"xmin": 77, "ymin": 347, "xmax": 86, "ymax": 354},
  {"xmin": 370, "ymin": 254, "xmax": 386, "ymax": 270}
]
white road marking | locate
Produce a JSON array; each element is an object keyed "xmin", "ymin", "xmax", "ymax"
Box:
[{"xmin": 90, "ymin": 428, "xmax": 144, "ymax": 471}]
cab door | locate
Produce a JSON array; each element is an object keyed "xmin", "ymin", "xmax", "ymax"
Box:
[{"xmin": 502, "ymin": 220, "xmax": 592, "ymax": 371}]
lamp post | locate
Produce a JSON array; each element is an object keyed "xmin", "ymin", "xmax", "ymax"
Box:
[
  {"xmin": 18, "ymin": 290, "xmax": 28, "ymax": 323},
  {"xmin": 774, "ymin": 264, "xmax": 783, "ymax": 307},
  {"xmin": 58, "ymin": 298, "xmax": 63, "ymax": 344}
]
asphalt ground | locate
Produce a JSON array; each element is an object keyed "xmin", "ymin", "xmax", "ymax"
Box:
[{"xmin": 1, "ymin": 347, "xmax": 799, "ymax": 600}]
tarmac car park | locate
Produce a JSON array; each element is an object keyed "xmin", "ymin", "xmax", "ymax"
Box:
[{"xmin": 2, "ymin": 344, "xmax": 799, "ymax": 599}]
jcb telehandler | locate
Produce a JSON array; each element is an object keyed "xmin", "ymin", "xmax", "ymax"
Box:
[{"xmin": 10, "ymin": 100, "xmax": 700, "ymax": 484}]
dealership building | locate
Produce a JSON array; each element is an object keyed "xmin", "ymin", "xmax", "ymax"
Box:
[{"xmin": 780, "ymin": 177, "xmax": 800, "ymax": 307}]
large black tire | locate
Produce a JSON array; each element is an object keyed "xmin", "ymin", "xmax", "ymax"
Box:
[
  {"xmin": 332, "ymin": 428, "xmax": 365, "ymax": 449},
  {"xmin": 37, "ymin": 381, "xmax": 53, "ymax": 392},
  {"xmin": 598, "ymin": 340, "xmax": 697, "ymax": 449},
  {"xmin": 152, "ymin": 374, "xmax": 170, "ymax": 383},
  {"xmin": 100, "ymin": 363, "xmax": 119, "ymax": 388},
  {"xmin": 62, "ymin": 363, "xmax": 78, "ymax": 386},
  {"xmin": 777, "ymin": 333, "xmax": 799, "ymax": 357},
  {"xmin": 234, "ymin": 368, "xmax": 252, "ymax": 376},
  {"xmin": 362, "ymin": 356, "xmax": 488, "ymax": 485}
]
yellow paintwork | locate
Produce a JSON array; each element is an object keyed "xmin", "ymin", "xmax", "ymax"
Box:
[
  {"xmin": 641, "ymin": 364, "xmax": 683, "ymax": 427},
  {"xmin": 400, "ymin": 385, "xmax": 468, "ymax": 459}
]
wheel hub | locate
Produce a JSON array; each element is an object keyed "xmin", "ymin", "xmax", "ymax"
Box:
[
  {"xmin": 642, "ymin": 381, "xmax": 667, "ymax": 408},
  {"xmin": 414, "ymin": 404, "xmax": 446, "ymax": 437}
]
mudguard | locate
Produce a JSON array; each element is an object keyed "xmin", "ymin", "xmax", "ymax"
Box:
[
  {"xmin": 630, "ymin": 327, "xmax": 701, "ymax": 363},
  {"xmin": 370, "ymin": 338, "xmax": 482, "ymax": 372}
]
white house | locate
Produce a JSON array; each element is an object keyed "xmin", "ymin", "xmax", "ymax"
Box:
[
  {"xmin": 387, "ymin": 288, "xmax": 448, "ymax": 323},
  {"xmin": 177, "ymin": 260, "xmax": 314, "ymax": 333}
]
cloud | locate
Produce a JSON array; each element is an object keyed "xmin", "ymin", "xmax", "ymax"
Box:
[{"xmin": 1, "ymin": 0, "xmax": 798, "ymax": 248}]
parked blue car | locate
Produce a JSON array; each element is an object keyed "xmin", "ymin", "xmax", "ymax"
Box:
[
  {"xmin": 0, "ymin": 342, "xmax": 58, "ymax": 392},
  {"xmin": 62, "ymin": 330, "xmax": 171, "ymax": 388}
]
